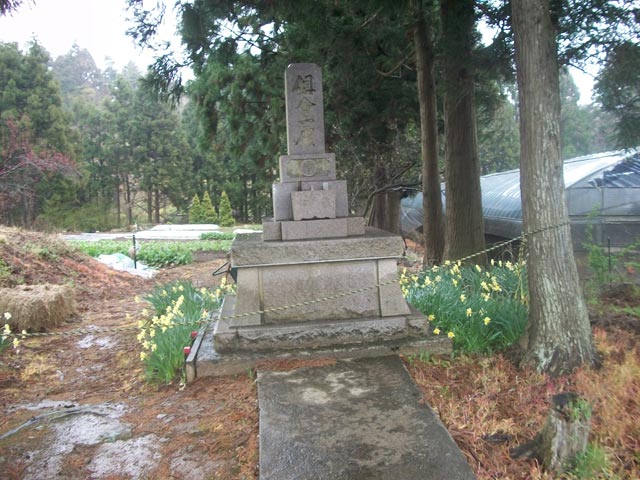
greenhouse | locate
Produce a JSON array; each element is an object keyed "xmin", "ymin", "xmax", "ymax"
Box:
[{"xmin": 401, "ymin": 148, "xmax": 640, "ymax": 250}]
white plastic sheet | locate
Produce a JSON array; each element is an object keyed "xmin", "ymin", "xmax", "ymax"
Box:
[{"xmin": 97, "ymin": 253, "xmax": 157, "ymax": 279}]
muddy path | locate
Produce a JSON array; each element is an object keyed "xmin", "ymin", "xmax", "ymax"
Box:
[{"xmin": 0, "ymin": 259, "xmax": 258, "ymax": 480}]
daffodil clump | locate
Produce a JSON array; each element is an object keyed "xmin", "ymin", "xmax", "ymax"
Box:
[
  {"xmin": 1, "ymin": 312, "xmax": 27, "ymax": 353},
  {"xmin": 1, "ymin": 312, "xmax": 15, "ymax": 353},
  {"xmin": 401, "ymin": 259, "xmax": 528, "ymax": 354},
  {"xmin": 137, "ymin": 279, "xmax": 235, "ymax": 383}
]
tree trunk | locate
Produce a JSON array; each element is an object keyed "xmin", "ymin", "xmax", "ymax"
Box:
[
  {"xmin": 512, "ymin": 0, "xmax": 599, "ymax": 375},
  {"xmin": 413, "ymin": 0, "xmax": 445, "ymax": 266},
  {"xmin": 123, "ymin": 175, "xmax": 133, "ymax": 226},
  {"xmin": 370, "ymin": 191, "xmax": 402, "ymax": 235},
  {"xmin": 147, "ymin": 189, "xmax": 153, "ymax": 223},
  {"xmin": 441, "ymin": 0, "xmax": 486, "ymax": 265},
  {"xmin": 115, "ymin": 180, "xmax": 121, "ymax": 227},
  {"xmin": 154, "ymin": 188, "xmax": 160, "ymax": 223}
]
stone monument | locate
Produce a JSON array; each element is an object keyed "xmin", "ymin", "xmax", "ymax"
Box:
[{"xmin": 189, "ymin": 64, "xmax": 448, "ymax": 378}]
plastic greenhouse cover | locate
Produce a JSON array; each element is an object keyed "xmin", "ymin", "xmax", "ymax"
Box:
[{"xmin": 401, "ymin": 148, "xmax": 640, "ymax": 233}]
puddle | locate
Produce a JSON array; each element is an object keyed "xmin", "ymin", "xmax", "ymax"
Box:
[
  {"xmin": 8, "ymin": 399, "xmax": 78, "ymax": 412},
  {"xmin": 20, "ymin": 402, "xmax": 130, "ymax": 480},
  {"xmin": 76, "ymin": 334, "xmax": 117, "ymax": 350},
  {"xmin": 88, "ymin": 434, "xmax": 163, "ymax": 479},
  {"xmin": 170, "ymin": 448, "xmax": 231, "ymax": 478}
]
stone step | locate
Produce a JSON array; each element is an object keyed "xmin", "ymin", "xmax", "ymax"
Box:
[
  {"xmin": 186, "ymin": 323, "xmax": 451, "ymax": 380},
  {"xmin": 257, "ymin": 355, "xmax": 476, "ymax": 480}
]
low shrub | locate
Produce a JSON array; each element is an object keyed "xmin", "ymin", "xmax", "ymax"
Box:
[
  {"xmin": 199, "ymin": 231, "xmax": 235, "ymax": 241},
  {"xmin": 138, "ymin": 243, "xmax": 192, "ymax": 268},
  {"xmin": 217, "ymin": 191, "xmax": 235, "ymax": 227},
  {"xmin": 402, "ymin": 259, "xmax": 528, "ymax": 354}
]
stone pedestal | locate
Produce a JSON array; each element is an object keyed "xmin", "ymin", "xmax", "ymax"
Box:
[
  {"xmin": 189, "ymin": 63, "xmax": 448, "ymax": 380},
  {"xmin": 212, "ymin": 228, "xmax": 431, "ymax": 353}
]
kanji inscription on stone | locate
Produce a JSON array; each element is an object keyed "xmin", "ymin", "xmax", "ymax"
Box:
[{"xmin": 285, "ymin": 63, "xmax": 325, "ymax": 155}]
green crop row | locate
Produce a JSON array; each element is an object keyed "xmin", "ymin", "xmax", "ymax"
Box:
[{"xmin": 69, "ymin": 239, "xmax": 232, "ymax": 268}]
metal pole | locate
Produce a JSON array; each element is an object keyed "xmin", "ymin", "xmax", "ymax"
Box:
[
  {"xmin": 607, "ymin": 236, "xmax": 611, "ymax": 277},
  {"xmin": 132, "ymin": 234, "xmax": 137, "ymax": 269}
]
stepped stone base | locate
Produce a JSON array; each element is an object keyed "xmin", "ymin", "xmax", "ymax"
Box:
[
  {"xmin": 185, "ymin": 227, "xmax": 449, "ymax": 381},
  {"xmin": 214, "ymin": 296, "xmax": 432, "ymax": 352}
]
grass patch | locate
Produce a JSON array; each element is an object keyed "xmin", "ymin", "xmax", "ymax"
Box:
[
  {"xmin": 402, "ymin": 259, "xmax": 528, "ymax": 354},
  {"xmin": 568, "ymin": 443, "xmax": 617, "ymax": 479}
]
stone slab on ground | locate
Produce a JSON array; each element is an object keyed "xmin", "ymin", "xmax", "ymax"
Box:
[{"xmin": 257, "ymin": 355, "xmax": 476, "ymax": 480}]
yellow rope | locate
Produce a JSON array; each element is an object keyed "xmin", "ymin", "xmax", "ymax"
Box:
[{"xmin": 2, "ymin": 221, "xmax": 567, "ymax": 341}]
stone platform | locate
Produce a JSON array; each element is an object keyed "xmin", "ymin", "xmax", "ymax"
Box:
[
  {"xmin": 257, "ymin": 356, "xmax": 476, "ymax": 479},
  {"xmin": 186, "ymin": 318, "xmax": 451, "ymax": 380}
]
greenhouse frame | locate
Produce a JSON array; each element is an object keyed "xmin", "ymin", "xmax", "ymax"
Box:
[{"xmin": 401, "ymin": 149, "xmax": 640, "ymax": 250}]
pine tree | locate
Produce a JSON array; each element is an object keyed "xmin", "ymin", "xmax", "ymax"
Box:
[
  {"xmin": 189, "ymin": 194, "xmax": 204, "ymax": 223},
  {"xmin": 201, "ymin": 191, "xmax": 217, "ymax": 223},
  {"xmin": 217, "ymin": 191, "xmax": 234, "ymax": 227}
]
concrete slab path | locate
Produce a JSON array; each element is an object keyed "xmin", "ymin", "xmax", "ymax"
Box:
[{"xmin": 257, "ymin": 355, "xmax": 476, "ymax": 480}]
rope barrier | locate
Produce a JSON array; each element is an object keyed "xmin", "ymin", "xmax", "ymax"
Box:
[{"xmin": 1, "ymin": 220, "xmax": 568, "ymax": 342}]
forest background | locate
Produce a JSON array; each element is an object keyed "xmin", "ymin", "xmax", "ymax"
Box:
[{"xmin": 0, "ymin": 0, "xmax": 636, "ymax": 234}]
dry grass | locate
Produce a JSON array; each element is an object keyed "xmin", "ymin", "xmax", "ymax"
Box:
[
  {"xmin": 405, "ymin": 324, "xmax": 640, "ymax": 479},
  {"xmin": 0, "ymin": 284, "xmax": 76, "ymax": 331}
]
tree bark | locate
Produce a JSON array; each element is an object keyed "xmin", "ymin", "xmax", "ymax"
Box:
[
  {"xmin": 115, "ymin": 180, "xmax": 121, "ymax": 227},
  {"xmin": 147, "ymin": 188, "xmax": 153, "ymax": 223},
  {"xmin": 440, "ymin": 0, "xmax": 486, "ymax": 265},
  {"xmin": 123, "ymin": 174, "xmax": 133, "ymax": 226},
  {"xmin": 370, "ymin": 191, "xmax": 402, "ymax": 234},
  {"xmin": 154, "ymin": 188, "xmax": 160, "ymax": 223},
  {"xmin": 512, "ymin": 0, "xmax": 599, "ymax": 375},
  {"xmin": 413, "ymin": 0, "xmax": 445, "ymax": 266}
]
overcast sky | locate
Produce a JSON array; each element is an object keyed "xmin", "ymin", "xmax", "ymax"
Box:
[
  {"xmin": 0, "ymin": 0, "xmax": 596, "ymax": 104},
  {"xmin": 0, "ymin": 0, "xmax": 178, "ymax": 71}
]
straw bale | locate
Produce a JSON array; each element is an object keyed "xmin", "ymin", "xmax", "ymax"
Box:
[{"xmin": 0, "ymin": 284, "xmax": 76, "ymax": 331}]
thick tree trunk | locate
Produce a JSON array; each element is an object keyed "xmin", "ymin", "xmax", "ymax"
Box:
[
  {"xmin": 512, "ymin": 0, "xmax": 599, "ymax": 375},
  {"xmin": 440, "ymin": 0, "xmax": 486, "ymax": 265},
  {"xmin": 413, "ymin": 1, "xmax": 445, "ymax": 266}
]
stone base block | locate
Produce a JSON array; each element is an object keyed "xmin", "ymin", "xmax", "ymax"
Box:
[
  {"xmin": 282, "ymin": 218, "xmax": 348, "ymax": 240},
  {"xmin": 291, "ymin": 189, "xmax": 336, "ymax": 220},
  {"xmin": 279, "ymin": 153, "xmax": 336, "ymax": 182},
  {"xmin": 189, "ymin": 325, "xmax": 452, "ymax": 380},
  {"xmin": 262, "ymin": 218, "xmax": 282, "ymax": 241},
  {"xmin": 213, "ymin": 295, "xmax": 435, "ymax": 353},
  {"xmin": 262, "ymin": 215, "xmax": 364, "ymax": 241},
  {"xmin": 273, "ymin": 180, "xmax": 348, "ymax": 221},
  {"xmin": 234, "ymin": 227, "xmax": 402, "ymax": 264},
  {"xmin": 227, "ymin": 229, "xmax": 410, "ymax": 326},
  {"xmin": 347, "ymin": 216, "xmax": 365, "ymax": 236}
]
